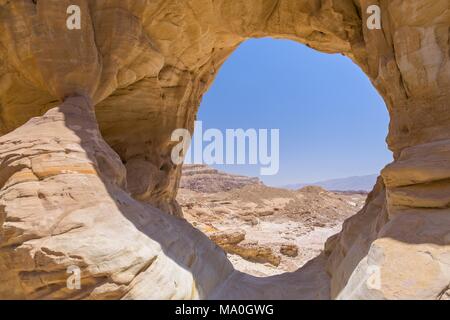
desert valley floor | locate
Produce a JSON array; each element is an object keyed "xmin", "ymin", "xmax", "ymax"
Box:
[{"xmin": 178, "ymin": 165, "xmax": 367, "ymax": 276}]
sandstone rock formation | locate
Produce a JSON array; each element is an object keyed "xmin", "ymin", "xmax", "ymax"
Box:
[
  {"xmin": 0, "ymin": 0, "xmax": 449, "ymax": 299},
  {"xmin": 211, "ymin": 230, "xmax": 283, "ymax": 268},
  {"xmin": 180, "ymin": 165, "xmax": 262, "ymax": 193}
]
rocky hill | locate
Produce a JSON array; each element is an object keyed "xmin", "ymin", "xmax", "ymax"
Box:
[
  {"xmin": 180, "ymin": 165, "xmax": 262, "ymax": 193},
  {"xmin": 178, "ymin": 166, "xmax": 366, "ymax": 276}
]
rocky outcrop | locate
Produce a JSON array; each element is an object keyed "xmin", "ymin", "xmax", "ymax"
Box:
[
  {"xmin": 180, "ymin": 165, "xmax": 261, "ymax": 193},
  {"xmin": 0, "ymin": 97, "xmax": 241, "ymax": 299},
  {"xmin": 211, "ymin": 230, "xmax": 282, "ymax": 267},
  {"xmin": 0, "ymin": 0, "xmax": 449, "ymax": 299},
  {"xmin": 280, "ymin": 244, "xmax": 299, "ymax": 258}
]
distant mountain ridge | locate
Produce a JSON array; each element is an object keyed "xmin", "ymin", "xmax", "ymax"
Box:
[{"xmin": 284, "ymin": 174, "xmax": 378, "ymax": 192}]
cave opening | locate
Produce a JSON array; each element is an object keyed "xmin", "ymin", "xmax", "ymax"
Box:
[
  {"xmin": 177, "ymin": 38, "xmax": 393, "ymax": 276},
  {"xmin": 1, "ymin": 1, "xmax": 447, "ymax": 300}
]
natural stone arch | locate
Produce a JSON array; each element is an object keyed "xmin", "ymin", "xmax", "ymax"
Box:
[{"xmin": 0, "ymin": 0, "xmax": 448, "ymax": 299}]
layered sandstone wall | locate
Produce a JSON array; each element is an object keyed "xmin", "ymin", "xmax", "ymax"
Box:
[{"xmin": 0, "ymin": 0, "xmax": 449, "ymax": 299}]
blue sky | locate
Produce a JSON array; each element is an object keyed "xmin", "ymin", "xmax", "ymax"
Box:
[{"xmin": 193, "ymin": 38, "xmax": 393, "ymax": 186}]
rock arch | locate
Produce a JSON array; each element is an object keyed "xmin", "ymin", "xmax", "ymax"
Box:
[{"xmin": 0, "ymin": 0, "xmax": 448, "ymax": 299}]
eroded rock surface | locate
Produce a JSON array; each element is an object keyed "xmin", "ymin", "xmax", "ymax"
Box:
[
  {"xmin": 0, "ymin": 0, "xmax": 449, "ymax": 299},
  {"xmin": 0, "ymin": 97, "xmax": 234, "ymax": 299},
  {"xmin": 180, "ymin": 165, "xmax": 262, "ymax": 193}
]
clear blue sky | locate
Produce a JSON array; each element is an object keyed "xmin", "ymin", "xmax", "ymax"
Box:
[{"xmin": 193, "ymin": 38, "xmax": 393, "ymax": 186}]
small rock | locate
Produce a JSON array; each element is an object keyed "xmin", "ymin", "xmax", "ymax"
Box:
[
  {"xmin": 280, "ymin": 244, "xmax": 299, "ymax": 257},
  {"xmin": 210, "ymin": 230, "xmax": 246, "ymax": 245}
]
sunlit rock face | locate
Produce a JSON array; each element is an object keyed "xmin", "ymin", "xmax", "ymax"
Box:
[{"xmin": 0, "ymin": 0, "xmax": 449, "ymax": 299}]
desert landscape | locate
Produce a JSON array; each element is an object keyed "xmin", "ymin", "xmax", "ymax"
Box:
[
  {"xmin": 179, "ymin": 165, "xmax": 367, "ymax": 277},
  {"xmin": 0, "ymin": 0, "xmax": 448, "ymax": 300}
]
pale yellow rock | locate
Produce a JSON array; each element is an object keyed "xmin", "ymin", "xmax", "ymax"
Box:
[{"xmin": 0, "ymin": 0, "xmax": 449, "ymax": 300}]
